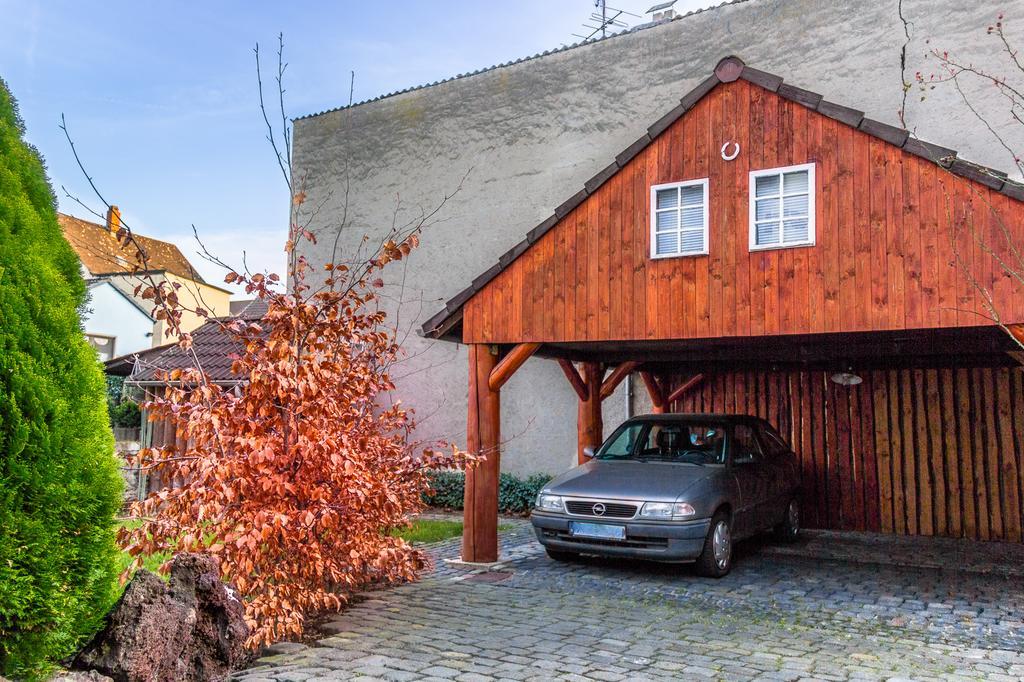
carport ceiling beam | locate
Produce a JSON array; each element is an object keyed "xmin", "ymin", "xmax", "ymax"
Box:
[
  {"xmin": 488, "ymin": 343, "xmax": 541, "ymax": 392},
  {"xmin": 639, "ymin": 371, "xmax": 667, "ymax": 412},
  {"xmin": 600, "ymin": 361, "xmax": 641, "ymax": 400},
  {"xmin": 1008, "ymin": 324, "xmax": 1024, "ymax": 348},
  {"xmin": 666, "ymin": 373, "xmax": 706, "ymax": 404},
  {"xmin": 558, "ymin": 359, "xmax": 589, "ymax": 401}
]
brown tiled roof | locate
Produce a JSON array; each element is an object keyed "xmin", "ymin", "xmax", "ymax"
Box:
[
  {"xmin": 114, "ymin": 300, "xmax": 269, "ymax": 384},
  {"xmin": 59, "ymin": 213, "xmax": 207, "ymax": 283},
  {"xmin": 125, "ymin": 320, "xmax": 243, "ymax": 384},
  {"xmin": 420, "ymin": 55, "xmax": 1024, "ymax": 342}
]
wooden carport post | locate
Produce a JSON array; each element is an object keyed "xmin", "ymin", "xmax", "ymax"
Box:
[
  {"xmin": 463, "ymin": 344, "xmax": 500, "ymax": 563},
  {"xmin": 560, "ymin": 360, "xmax": 640, "ymax": 464},
  {"xmin": 463, "ymin": 342, "xmax": 540, "ymax": 563},
  {"xmin": 577, "ymin": 362, "xmax": 604, "ymax": 464}
]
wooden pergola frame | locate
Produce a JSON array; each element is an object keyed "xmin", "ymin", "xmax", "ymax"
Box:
[
  {"xmin": 461, "ymin": 344, "xmax": 705, "ymax": 563},
  {"xmin": 424, "ymin": 55, "xmax": 1024, "ymax": 561},
  {"xmin": 459, "ymin": 326, "xmax": 1024, "ymax": 562}
]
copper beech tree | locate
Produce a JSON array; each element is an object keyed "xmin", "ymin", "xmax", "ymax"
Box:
[
  {"xmin": 57, "ymin": 36, "xmax": 471, "ymax": 647},
  {"xmin": 115, "ymin": 198, "xmax": 470, "ymax": 648}
]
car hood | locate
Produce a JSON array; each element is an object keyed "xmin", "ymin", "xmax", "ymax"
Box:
[{"xmin": 544, "ymin": 460, "xmax": 715, "ymax": 502}]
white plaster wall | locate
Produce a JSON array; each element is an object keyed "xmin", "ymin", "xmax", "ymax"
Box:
[
  {"xmin": 293, "ymin": 0, "xmax": 1024, "ymax": 478},
  {"xmin": 83, "ymin": 282, "xmax": 154, "ymax": 357}
]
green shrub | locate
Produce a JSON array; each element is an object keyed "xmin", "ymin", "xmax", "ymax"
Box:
[
  {"xmin": 0, "ymin": 78, "xmax": 123, "ymax": 678},
  {"xmin": 105, "ymin": 375, "xmax": 125, "ymax": 406},
  {"xmin": 109, "ymin": 400, "xmax": 141, "ymax": 429},
  {"xmin": 498, "ymin": 473, "xmax": 553, "ymax": 514},
  {"xmin": 421, "ymin": 470, "xmax": 465, "ymax": 510},
  {"xmin": 422, "ymin": 470, "xmax": 553, "ymax": 514}
]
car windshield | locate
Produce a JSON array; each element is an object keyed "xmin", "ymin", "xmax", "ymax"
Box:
[{"xmin": 596, "ymin": 420, "xmax": 727, "ymax": 465}]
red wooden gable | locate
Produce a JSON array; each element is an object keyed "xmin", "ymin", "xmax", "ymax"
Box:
[{"xmin": 422, "ymin": 57, "xmax": 1024, "ymax": 345}]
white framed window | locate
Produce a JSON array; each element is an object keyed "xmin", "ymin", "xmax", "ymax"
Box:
[
  {"xmin": 650, "ymin": 178, "xmax": 709, "ymax": 258},
  {"xmin": 749, "ymin": 163, "xmax": 816, "ymax": 250}
]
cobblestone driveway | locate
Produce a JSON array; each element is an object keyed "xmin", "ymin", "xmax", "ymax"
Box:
[{"xmin": 238, "ymin": 521, "xmax": 1024, "ymax": 681}]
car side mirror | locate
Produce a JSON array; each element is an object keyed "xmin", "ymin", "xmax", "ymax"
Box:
[{"xmin": 582, "ymin": 446, "xmax": 596, "ymax": 459}]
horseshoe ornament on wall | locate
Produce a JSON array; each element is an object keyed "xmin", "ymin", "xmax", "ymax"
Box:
[{"xmin": 721, "ymin": 141, "xmax": 740, "ymax": 161}]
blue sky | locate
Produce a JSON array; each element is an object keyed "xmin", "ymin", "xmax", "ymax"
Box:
[{"xmin": 1, "ymin": 0, "xmax": 711, "ymax": 292}]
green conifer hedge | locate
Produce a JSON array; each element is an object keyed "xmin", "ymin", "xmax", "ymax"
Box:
[{"xmin": 0, "ymin": 78, "xmax": 123, "ymax": 678}]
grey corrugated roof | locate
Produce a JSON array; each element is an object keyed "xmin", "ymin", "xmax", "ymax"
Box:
[
  {"xmin": 419, "ymin": 55, "xmax": 1024, "ymax": 342},
  {"xmin": 294, "ymin": 0, "xmax": 752, "ymax": 121}
]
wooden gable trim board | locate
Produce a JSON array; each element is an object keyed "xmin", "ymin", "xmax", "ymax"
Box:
[{"xmin": 420, "ymin": 55, "xmax": 1024, "ymax": 342}]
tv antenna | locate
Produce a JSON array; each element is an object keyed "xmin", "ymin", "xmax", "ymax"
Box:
[{"xmin": 572, "ymin": 0, "xmax": 640, "ymax": 41}]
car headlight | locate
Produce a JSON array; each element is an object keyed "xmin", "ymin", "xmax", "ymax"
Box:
[
  {"xmin": 535, "ymin": 493, "xmax": 564, "ymax": 512},
  {"xmin": 639, "ymin": 501, "xmax": 696, "ymax": 519}
]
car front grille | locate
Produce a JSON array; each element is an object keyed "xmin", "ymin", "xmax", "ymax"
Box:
[{"xmin": 564, "ymin": 500, "xmax": 638, "ymax": 519}]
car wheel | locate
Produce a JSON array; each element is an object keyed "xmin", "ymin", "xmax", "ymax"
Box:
[
  {"xmin": 774, "ymin": 498, "xmax": 800, "ymax": 543},
  {"xmin": 545, "ymin": 548, "xmax": 578, "ymax": 562},
  {"xmin": 696, "ymin": 510, "xmax": 732, "ymax": 578}
]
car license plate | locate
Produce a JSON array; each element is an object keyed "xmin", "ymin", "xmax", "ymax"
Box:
[{"xmin": 569, "ymin": 521, "xmax": 626, "ymax": 541}]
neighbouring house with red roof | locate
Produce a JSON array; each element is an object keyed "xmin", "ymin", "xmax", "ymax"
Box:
[{"xmin": 60, "ymin": 206, "xmax": 232, "ymax": 360}]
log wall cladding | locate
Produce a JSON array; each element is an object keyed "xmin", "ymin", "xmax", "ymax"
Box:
[
  {"xmin": 670, "ymin": 368, "xmax": 1024, "ymax": 543},
  {"xmin": 461, "ymin": 77, "xmax": 1024, "ymax": 344}
]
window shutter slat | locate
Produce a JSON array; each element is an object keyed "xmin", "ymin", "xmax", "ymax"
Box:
[
  {"xmin": 679, "ymin": 230, "xmax": 704, "ymax": 253},
  {"xmin": 783, "ymin": 218, "xmax": 808, "ymax": 243},
  {"xmin": 783, "ymin": 170, "xmax": 809, "ymax": 194},
  {"xmin": 656, "ymin": 188, "xmax": 679, "ymax": 210},
  {"xmin": 756, "ymin": 198, "xmax": 780, "ymax": 221},
  {"xmin": 755, "ymin": 175, "xmax": 780, "ymax": 197},
  {"xmin": 656, "ymin": 210, "xmax": 679, "ymax": 231},
  {"xmin": 782, "ymin": 194, "xmax": 807, "ymax": 218},
  {"xmin": 656, "ymin": 232, "xmax": 678, "ymax": 254},
  {"xmin": 680, "ymin": 185, "xmax": 703, "ymax": 206},
  {"xmin": 680, "ymin": 206, "xmax": 703, "ymax": 229},
  {"xmin": 756, "ymin": 221, "xmax": 780, "ymax": 245}
]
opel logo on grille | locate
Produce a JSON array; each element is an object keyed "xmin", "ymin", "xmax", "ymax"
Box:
[{"xmin": 592, "ymin": 503, "xmax": 606, "ymax": 516}]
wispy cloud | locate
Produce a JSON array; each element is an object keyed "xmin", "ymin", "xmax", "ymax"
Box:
[{"xmin": 25, "ymin": 1, "xmax": 39, "ymax": 66}]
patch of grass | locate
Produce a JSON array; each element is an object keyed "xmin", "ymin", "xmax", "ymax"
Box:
[
  {"xmin": 115, "ymin": 519, "xmax": 170, "ymax": 579},
  {"xmin": 116, "ymin": 546, "xmax": 170, "ymax": 578},
  {"xmin": 393, "ymin": 519, "xmax": 463, "ymax": 544},
  {"xmin": 392, "ymin": 519, "xmax": 515, "ymax": 545}
]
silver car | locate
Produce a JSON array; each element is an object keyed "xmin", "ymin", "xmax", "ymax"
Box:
[{"xmin": 531, "ymin": 414, "xmax": 801, "ymax": 577}]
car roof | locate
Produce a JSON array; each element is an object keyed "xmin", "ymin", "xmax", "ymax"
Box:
[{"xmin": 624, "ymin": 413, "xmax": 767, "ymax": 426}]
